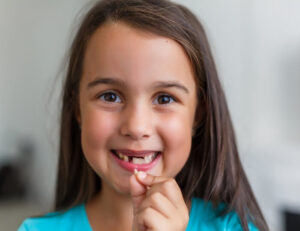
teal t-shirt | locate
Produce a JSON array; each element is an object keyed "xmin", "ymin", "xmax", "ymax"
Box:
[{"xmin": 18, "ymin": 198, "xmax": 258, "ymax": 231}]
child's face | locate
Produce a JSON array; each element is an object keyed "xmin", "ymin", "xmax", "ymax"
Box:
[{"xmin": 78, "ymin": 22, "xmax": 197, "ymax": 194}]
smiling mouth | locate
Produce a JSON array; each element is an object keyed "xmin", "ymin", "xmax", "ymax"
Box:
[{"xmin": 111, "ymin": 150, "xmax": 161, "ymax": 165}]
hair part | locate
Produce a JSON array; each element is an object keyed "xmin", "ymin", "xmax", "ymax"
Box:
[{"xmin": 55, "ymin": 0, "xmax": 268, "ymax": 230}]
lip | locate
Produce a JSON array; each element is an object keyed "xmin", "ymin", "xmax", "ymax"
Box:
[{"xmin": 110, "ymin": 150, "xmax": 161, "ymax": 172}]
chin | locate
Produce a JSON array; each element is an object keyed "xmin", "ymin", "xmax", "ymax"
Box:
[{"xmin": 110, "ymin": 178, "xmax": 132, "ymax": 196}]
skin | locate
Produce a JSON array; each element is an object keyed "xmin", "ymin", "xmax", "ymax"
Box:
[{"xmin": 78, "ymin": 21, "xmax": 197, "ymax": 231}]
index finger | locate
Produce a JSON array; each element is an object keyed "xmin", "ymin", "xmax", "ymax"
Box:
[{"xmin": 136, "ymin": 171, "xmax": 185, "ymax": 209}]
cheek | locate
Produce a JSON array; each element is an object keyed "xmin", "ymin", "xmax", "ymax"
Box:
[
  {"xmin": 159, "ymin": 113, "xmax": 193, "ymax": 173},
  {"xmin": 164, "ymin": 116, "xmax": 191, "ymax": 144},
  {"xmin": 81, "ymin": 109, "xmax": 116, "ymax": 151}
]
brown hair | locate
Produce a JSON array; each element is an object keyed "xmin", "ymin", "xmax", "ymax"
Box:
[{"xmin": 55, "ymin": 0, "xmax": 268, "ymax": 230}]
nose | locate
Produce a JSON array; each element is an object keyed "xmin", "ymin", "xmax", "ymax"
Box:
[{"xmin": 120, "ymin": 103, "xmax": 153, "ymax": 140}]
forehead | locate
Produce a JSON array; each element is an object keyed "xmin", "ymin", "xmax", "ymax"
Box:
[{"xmin": 82, "ymin": 21, "xmax": 196, "ymax": 91}]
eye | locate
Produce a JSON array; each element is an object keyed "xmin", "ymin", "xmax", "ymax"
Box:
[
  {"xmin": 153, "ymin": 94, "xmax": 176, "ymax": 105},
  {"xmin": 98, "ymin": 91, "xmax": 122, "ymax": 103}
]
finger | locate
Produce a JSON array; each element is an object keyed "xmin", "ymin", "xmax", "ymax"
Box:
[
  {"xmin": 146, "ymin": 178, "xmax": 185, "ymax": 209},
  {"xmin": 130, "ymin": 173, "xmax": 147, "ymax": 212},
  {"xmin": 137, "ymin": 191, "xmax": 175, "ymax": 219},
  {"xmin": 135, "ymin": 171, "xmax": 166, "ymax": 187},
  {"xmin": 146, "ymin": 182, "xmax": 190, "ymax": 228},
  {"xmin": 136, "ymin": 172, "xmax": 186, "ymax": 211},
  {"xmin": 136, "ymin": 207, "xmax": 168, "ymax": 231}
]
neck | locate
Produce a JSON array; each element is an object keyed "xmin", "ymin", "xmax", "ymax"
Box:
[{"xmin": 86, "ymin": 180, "xmax": 133, "ymax": 231}]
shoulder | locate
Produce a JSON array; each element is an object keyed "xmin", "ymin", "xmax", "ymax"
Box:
[
  {"xmin": 17, "ymin": 204, "xmax": 92, "ymax": 231},
  {"xmin": 186, "ymin": 197, "xmax": 259, "ymax": 231}
]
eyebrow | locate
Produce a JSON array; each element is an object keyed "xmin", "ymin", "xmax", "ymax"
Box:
[
  {"xmin": 152, "ymin": 81, "xmax": 189, "ymax": 94},
  {"xmin": 87, "ymin": 77, "xmax": 126, "ymax": 89},
  {"xmin": 87, "ymin": 77, "xmax": 189, "ymax": 94}
]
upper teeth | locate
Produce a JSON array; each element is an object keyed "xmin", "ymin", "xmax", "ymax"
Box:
[
  {"xmin": 116, "ymin": 151, "xmax": 157, "ymax": 164},
  {"xmin": 118, "ymin": 153, "xmax": 129, "ymax": 162}
]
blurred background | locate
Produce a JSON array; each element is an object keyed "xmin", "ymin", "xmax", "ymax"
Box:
[{"xmin": 0, "ymin": 0, "xmax": 299, "ymax": 230}]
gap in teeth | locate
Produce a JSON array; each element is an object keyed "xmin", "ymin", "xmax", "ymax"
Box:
[{"xmin": 115, "ymin": 151, "xmax": 159, "ymax": 164}]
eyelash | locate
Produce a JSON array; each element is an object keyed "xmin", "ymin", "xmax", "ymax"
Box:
[
  {"xmin": 97, "ymin": 91, "xmax": 177, "ymax": 105},
  {"xmin": 98, "ymin": 91, "xmax": 122, "ymax": 103},
  {"xmin": 153, "ymin": 93, "xmax": 176, "ymax": 105}
]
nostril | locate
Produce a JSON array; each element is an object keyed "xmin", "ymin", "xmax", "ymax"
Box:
[
  {"xmin": 119, "ymin": 109, "xmax": 153, "ymax": 139},
  {"xmin": 120, "ymin": 126, "xmax": 152, "ymax": 140}
]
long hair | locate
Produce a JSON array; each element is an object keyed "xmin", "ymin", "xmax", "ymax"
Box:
[{"xmin": 55, "ymin": 0, "xmax": 268, "ymax": 230}]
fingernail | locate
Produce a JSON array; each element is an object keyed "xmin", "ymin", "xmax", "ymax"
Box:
[{"xmin": 137, "ymin": 171, "xmax": 147, "ymax": 180}]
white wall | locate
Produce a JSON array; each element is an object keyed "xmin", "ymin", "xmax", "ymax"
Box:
[
  {"xmin": 245, "ymin": 1, "xmax": 300, "ymax": 230},
  {"xmin": 1, "ymin": 0, "xmax": 299, "ymax": 230},
  {"xmin": 174, "ymin": 1, "xmax": 300, "ymax": 230},
  {"xmin": 0, "ymin": 0, "xmax": 94, "ymax": 208}
]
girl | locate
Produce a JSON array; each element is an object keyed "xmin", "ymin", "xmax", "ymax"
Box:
[{"xmin": 19, "ymin": 0, "xmax": 268, "ymax": 230}]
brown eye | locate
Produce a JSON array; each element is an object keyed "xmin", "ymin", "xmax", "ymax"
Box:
[
  {"xmin": 99, "ymin": 92, "xmax": 122, "ymax": 103},
  {"xmin": 154, "ymin": 94, "xmax": 175, "ymax": 105}
]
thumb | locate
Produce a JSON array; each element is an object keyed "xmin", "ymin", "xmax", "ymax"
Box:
[
  {"xmin": 135, "ymin": 171, "xmax": 165, "ymax": 187},
  {"xmin": 130, "ymin": 172, "xmax": 147, "ymax": 212}
]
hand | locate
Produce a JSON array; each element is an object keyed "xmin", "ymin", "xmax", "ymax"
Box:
[{"xmin": 130, "ymin": 171, "xmax": 189, "ymax": 231}]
